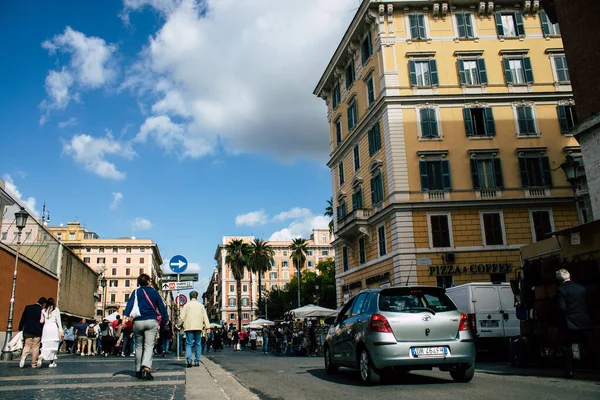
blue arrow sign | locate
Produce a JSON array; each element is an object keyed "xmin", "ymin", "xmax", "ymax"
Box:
[{"xmin": 169, "ymin": 255, "xmax": 188, "ymax": 274}]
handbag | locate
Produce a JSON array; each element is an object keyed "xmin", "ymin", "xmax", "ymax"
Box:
[
  {"xmin": 129, "ymin": 289, "xmax": 141, "ymax": 319},
  {"xmin": 140, "ymin": 288, "xmax": 161, "ymax": 322}
]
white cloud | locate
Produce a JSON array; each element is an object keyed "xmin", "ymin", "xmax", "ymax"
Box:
[
  {"xmin": 273, "ymin": 207, "xmax": 312, "ymax": 222},
  {"xmin": 1, "ymin": 174, "xmax": 40, "ymax": 218},
  {"xmin": 269, "ymin": 214, "xmax": 330, "ymax": 242},
  {"xmin": 124, "ymin": 0, "xmax": 356, "ymax": 161},
  {"xmin": 110, "ymin": 192, "xmax": 123, "ymax": 210},
  {"xmin": 41, "ymin": 27, "xmax": 117, "ymax": 122},
  {"xmin": 235, "ymin": 210, "xmax": 268, "ymax": 227},
  {"xmin": 132, "ymin": 217, "xmax": 152, "ymax": 231},
  {"xmin": 62, "ymin": 131, "xmax": 136, "ymax": 180},
  {"xmin": 58, "ymin": 117, "xmax": 78, "ymax": 128}
]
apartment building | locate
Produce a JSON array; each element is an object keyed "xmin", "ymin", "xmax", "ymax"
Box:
[
  {"xmin": 210, "ymin": 229, "xmax": 333, "ymax": 326},
  {"xmin": 47, "ymin": 222, "xmax": 164, "ymax": 317},
  {"xmin": 314, "ymin": 0, "xmax": 581, "ymax": 305}
]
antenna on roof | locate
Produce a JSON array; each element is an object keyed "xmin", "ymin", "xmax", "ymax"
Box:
[{"xmin": 42, "ymin": 202, "xmax": 50, "ymax": 226}]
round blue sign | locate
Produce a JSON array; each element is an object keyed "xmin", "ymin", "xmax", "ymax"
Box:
[{"xmin": 169, "ymin": 255, "xmax": 188, "ymax": 274}]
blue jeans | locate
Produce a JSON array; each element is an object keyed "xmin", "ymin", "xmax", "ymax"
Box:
[
  {"xmin": 186, "ymin": 331, "xmax": 201, "ymax": 363},
  {"xmin": 162, "ymin": 338, "xmax": 171, "ymax": 353},
  {"xmin": 262, "ymin": 336, "xmax": 268, "ymax": 353}
]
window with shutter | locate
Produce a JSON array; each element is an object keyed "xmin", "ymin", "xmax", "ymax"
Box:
[
  {"xmin": 370, "ymin": 173, "xmax": 384, "ymax": 204},
  {"xmin": 338, "ymin": 162, "xmax": 345, "ymax": 185},
  {"xmin": 430, "ymin": 214, "xmax": 451, "ymax": 248},
  {"xmin": 361, "ymin": 31, "xmax": 372, "ymax": 65},
  {"xmin": 553, "ymin": 56, "xmax": 570, "ymax": 83},
  {"xmin": 332, "ymin": 84, "xmax": 340, "ymax": 109},
  {"xmin": 353, "ymin": 145, "xmax": 360, "ymax": 171},
  {"xmin": 342, "ymin": 246, "xmax": 349, "ymax": 271},
  {"xmin": 358, "ymin": 238, "xmax": 366, "ymax": 264},
  {"xmin": 495, "ymin": 13, "xmax": 522, "ymax": 37},
  {"xmin": 482, "ymin": 212, "xmax": 505, "ymax": 246},
  {"xmin": 409, "ymin": 14, "xmax": 427, "ymax": 39},
  {"xmin": 335, "ymin": 118, "xmax": 342, "ymax": 144},
  {"xmin": 347, "ymin": 100, "xmax": 358, "ymax": 130},
  {"xmin": 471, "ymin": 158, "xmax": 504, "ymax": 189},
  {"xmin": 377, "ymin": 225, "xmax": 387, "ymax": 256},
  {"xmin": 345, "ymin": 60, "xmax": 355, "ymax": 88},
  {"xmin": 412, "ymin": 60, "xmax": 432, "ymax": 86},
  {"xmin": 420, "ymin": 160, "xmax": 451, "ymax": 190},
  {"xmin": 352, "ymin": 188, "xmax": 363, "ymax": 209},
  {"xmin": 540, "ymin": 10, "xmax": 560, "ymax": 36},
  {"xmin": 368, "ymin": 121, "xmax": 381, "ymax": 155},
  {"xmin": 455, "ymin": 13, "xmax": 474, "ymax": 38},
  {"xmin": 420, "ymin": 108, "xmax": 439, "ymax": 138},
  {"xmin": 557, "ymin": 105, "xmax": 577, "ymax": 134},
  {"xmin": 531, "ymin": 210, "xmax": 553, "ymax": 242},
  {"xmin": 516, "ymin": 106, "xmax": 537, "ymax": 135},
  {"xmin": 519, "ymin": 156, "xmax": 550, "ymax": 187},
  {"xmin": 366, "ymin": 75, "xmax": 375, "ymax": 105}
]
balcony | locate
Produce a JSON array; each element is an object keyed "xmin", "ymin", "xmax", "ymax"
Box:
[
  {"xmin": 425, "ymin": 190, "xmax": 449, "ymax": 201},
  {"xmin": 476, "ymin": 189, "xmax": 501, "ymax": 199},
  {"xmin": 336, "ymin": 208, "xmax": 371, "ymax": 240},
  {"xmin": 525, "ymin": 187, "xmax": 550, "ymax": 197}
]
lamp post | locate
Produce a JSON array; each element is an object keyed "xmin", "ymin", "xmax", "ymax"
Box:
[
  {"xmin": 315, "ymin": 284, "xmax": 320, "ymax": 307},
  {"xmin": 1, "ymin": 207, "xmax": 29, "ymax": 361},
  {"xmin": 100, "ymin": 276, "xmax": 107, "ymax": 318},
  {"xmin": 560, "ymin": 155, "xmax": 585, "ymax": 223}
]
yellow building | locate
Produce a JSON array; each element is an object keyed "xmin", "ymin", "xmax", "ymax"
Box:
[
  {"xmin": 210, "ymin": 229, "xmax": 334, "ymax": 326},
  {"xmin": 47, "ymin": 222, "xmax": 164, "ymax": 317},
  {"xmin": 314, "ymin": 0, "xmax": 580, "ymax": 305}
]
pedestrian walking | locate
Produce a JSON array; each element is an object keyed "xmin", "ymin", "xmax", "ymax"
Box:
[
  {"xmin": 18, "ymin": 297, "xmax": 46, "ymax": 368},
  {"xmin": 99, "ymin": 319, "xmax": 113, "ymax": 356},
  {"xmin": 161, "ymin": 320, "xmax": 173, "ymax": 356},
  {"xmin": 178, "ymin": 291, "xmax": 209, "ymax": 368},
  {"xmin": 39, "ymin": 298, "xmax": 64, "ymax": 368},
  {"xmin": 555, "ymin": 269, "xmax": 592, "ymax": 378},
  {"xmin": 249, "ymin": 329, "xmax": 257, "ymax": 352},
  {"xmin": 63, "ymin": 325, "xmax": 74, "ymax": 354},
  {"xmin": 206, "ymin": 328, "xmax": 214, "ymax": 352},
  {"xmin": 227, "ymin": 330, "xmax": 232, "ymax": 347},
  {"xmin": 74, "ymin": 318, "xmax": 89, "ymax": 356},
  {"xmin": 86, "ymin": 320, "xmax": 99, "ymax": 356},
  {"xmin": 121, "ymin": 319, "xmax": 134, "ymax": 357},
  {"xmin": 262, "ymin": 325, "xmax": 269, "ymax": 354},
  {"xmin": 123, "ymin": 274, "xmax": 168, "ymax": 380}
]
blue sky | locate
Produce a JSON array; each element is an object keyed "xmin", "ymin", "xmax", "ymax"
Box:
[{"xmin": 0, "ymin": 0, "xmax": 356, "ymax": 292}]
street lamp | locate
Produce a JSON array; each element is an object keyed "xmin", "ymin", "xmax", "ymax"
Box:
[
  {"xmin": 315, "ymin": 284, "xmax": 320, "ymax": 307},
  {"xmin": 1, "ymin": 207, "xmax": 29, "ymax": 361},
  {"xmin": 560, "ymin": 156, "xmax": 586, "ymax": 223},
  {"xmin": 100, "ymin": 276, "xmax": 107, "ymax": 318}
]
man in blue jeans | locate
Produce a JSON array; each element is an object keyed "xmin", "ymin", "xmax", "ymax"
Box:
[{"xmin": 178, "ymin": 291, "xmax": 210, "ymax": 368}]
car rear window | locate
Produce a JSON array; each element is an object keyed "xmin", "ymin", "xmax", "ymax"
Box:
[{"xmin": 378, "ymin": 288, "xmax": 457, "ymax": 313}]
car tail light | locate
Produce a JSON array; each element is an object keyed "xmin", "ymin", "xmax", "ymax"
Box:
[
  {"xmin": 458, "ymin": 313, "xmax": 470, "ymax": 332},
  {"xmin": 467, "ymin": 313, "xmax": 477, "ymax": 335},
  {"xmin": 369, "ymin": 314, "xmax": 392, "ymax": 333}
]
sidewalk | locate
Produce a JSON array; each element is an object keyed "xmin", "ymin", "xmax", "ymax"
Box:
[{"xmin": 186, "ymin": 356, "xmax": 258, "ymax": 400}]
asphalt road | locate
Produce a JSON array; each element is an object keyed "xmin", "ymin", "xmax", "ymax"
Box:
[{"xmin": 207, "ymin": 349, "xmax": 600, "ymax": 400}]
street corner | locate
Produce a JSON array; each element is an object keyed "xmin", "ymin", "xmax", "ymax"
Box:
[{"xmin": 185, "ymin": 356, "xmax": 258, "ymax": 400}]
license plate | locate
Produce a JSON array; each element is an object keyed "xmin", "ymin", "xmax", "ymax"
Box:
[
  {"xmin": 480, "ymin": 320, "xmax": 499, "ymax": 328},
  {"xmin": 411, "ymin": 347, "xmax": 448, "ymax": 357}
]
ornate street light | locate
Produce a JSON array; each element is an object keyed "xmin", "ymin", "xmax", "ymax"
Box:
[
  {"xmin": 560, "ymin": 155, "xmax": 580, "ymax": 187},
  {"xmin": 100, "ymin": 276, "xmax": 107, "ymax": 318},
  {"xmin": 1, "ymin": 207, "xmax": 29, "ymax": 361}
]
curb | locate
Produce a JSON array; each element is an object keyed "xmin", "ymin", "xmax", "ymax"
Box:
[{"xmin": 185, "ymin": 357, "xmax": 258, "ymax": 400}]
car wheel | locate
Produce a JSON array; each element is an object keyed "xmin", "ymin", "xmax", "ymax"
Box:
[
  {"xmin": 324, "ymin": 345, "xmax": 338, "ymax": 374},
  {"xmin": 358, "ymin": 348, "xmax": 380, "ymax": 385},
  {"xmin": 450, "ymin": 364, "xmax": 475, "ymax": 383}
]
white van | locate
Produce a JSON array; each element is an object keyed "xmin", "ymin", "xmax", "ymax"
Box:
[{"xmin": 445, "ymin": 283, "xmax": 519, "ymax": 349}]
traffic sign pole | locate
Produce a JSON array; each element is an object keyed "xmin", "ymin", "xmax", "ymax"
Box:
[{"xmin": 176, "ymin": 272, "xmax": 180, "ymax": 361}]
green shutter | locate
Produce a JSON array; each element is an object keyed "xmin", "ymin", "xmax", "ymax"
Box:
[
  {"xmin": 557, "ymin": 105, "xmax": 569, "ymax": 133},
  {"xmin": 418, "ymin": 15, "xmax": 426, "ymax": 38},
  {"xmin": 409, "ymin": 15, "xmax": 419, "ymax": 38},
  {"xmin": 493, "ymin": 158, "xmax": 504, "ymax": 188},
  {"xmin": 503, "ymin": 58, "xmax": 513, "ymax": 84},
  {"xmin": 347, "ymin": 106, "xmax": 352, "ymax": 130},
  {"xmin": 373, "ymin": 121, "xmax": 381, "ymax": 151},
  {"xmin": 441, "ymin": 160, "xmax": 452, "ymax": 190},
  {"xmin": 517, "ymin": 106, "xmax": 530, "ymax": 134},
  {"xmin": 555, "ymin": 56, "xmax": 569, "ymax": 82},
  {"xmin": 523, "ymin": 56, "xmax": 534, "ymax": 83},
  {"xmin": 518, "ymin": 157, "xmax": 529, "ymax": 187},
  {"xmin": 465, "ymin": 14, "xmax": 474, "ymax": 38},
  {"xmin": 409, "ymin": 60, "xmax": 417, "ymax": 86},
  {"xmin": 419, "ymin": 161, "xmax": 429, "ymax": 191},
  {"xmin": 456, "ymin": 13, "xmax": 467, "ymax": 38},
  {"xmin": 484, "ymin": 108, "xmax": 496, "ymax": 135},
  {"xmin": 420, "ymin": 108, "xmax": 431, "ymax": 137},
  {"xmin": 541, "ymin": 11, "xmax": 551, "ymax": 36},
  {"xmin": 368, "ymin": 127, "xmax": 374, "ymax": 156},
  {"xmin": 515, "ymin": 12, "xmax": 525, "ymax": 36},
  {"xmin": 458, "ymin": 59, "xmax": 467, "ymax": 85},
  {"xmin": 470, "ymin": 159, "xmax": 480, "ymax": 189},
  {"xmin": 477, "ymin": 58, "xmax": 488, "ymax": 84},
  {"xmin": 429, "ymin": 109, "xmax": 438, "ymax": 137},
  {"xmin": 494, "ymin": 13, "xmax": 504, "ymax": 36},
  {"xmin": 429, "ymin": 59, "xmax": 439, "ymax": 86},
  {"xmin": 463, "ymin": 108, "xmax": 474, "ymax": 136},
  {"xmin": 541, "ymin": 156, "xmax": 552, "ymax": 187}
]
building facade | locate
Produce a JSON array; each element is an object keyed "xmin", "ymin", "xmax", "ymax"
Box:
[
  {"xmin": 210, "ymin": 229, "xmax": 334, "ymax": 326},
  {"xmin": 314, "ymin": 0, "xmax": 580, "ymax": 305},
  {"xmin": 46, "ymin": 222, "xmax": 164, "ymax": 318}
]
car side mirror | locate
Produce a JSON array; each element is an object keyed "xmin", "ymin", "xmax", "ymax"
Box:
[{"xmin": 324, "ymin": 316, "xmax": 336, "ymax": 325}]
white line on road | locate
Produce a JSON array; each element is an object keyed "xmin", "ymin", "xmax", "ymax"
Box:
[{"xmin": 0, "ymin": 380, "xmax": 186, "ymax": 391}]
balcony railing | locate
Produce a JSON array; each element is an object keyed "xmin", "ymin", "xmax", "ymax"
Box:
[
  {"xmin": 525, "ymin": 187, "xmax": 550, "ymax": 197},
  {"xmin": 338, "ymin": 208, "xmax": 371, "ymax": 229},
  {"xmin": 425, "ymin": 190, "xmax": 449, "ymax": 201},
  {"xmin": 478, "ymin": 189, "xmax": 500, "ymax": 199}
]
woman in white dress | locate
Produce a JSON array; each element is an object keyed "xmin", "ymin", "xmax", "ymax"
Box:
[{"xmin": 39, "ymin": 297, "xmax": 64, "ymax": 368}]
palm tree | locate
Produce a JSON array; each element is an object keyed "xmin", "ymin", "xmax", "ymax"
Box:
[
  {"xmin": 248, "ymin": 238, "xmax": 275, "ymax": 317},
  {"xmin": 224, "ymin": 239, "xmax": 251, "ymax": 331},
  {"xmin": 290, "ymin": 238, "xmax": 308, "ymax": 307},
  {"xmin": 324, "ymin": 197, "xmax": 334, "ymax": 233}
]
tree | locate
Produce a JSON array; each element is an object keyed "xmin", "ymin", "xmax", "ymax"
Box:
[
  {"xmin": 248, "ymin": 238, "xmax": 275, "ymax": 318},
  {"xmin": 324, "ymin": 197, "xmax": 334, "ymax": 233},
  {"xmin": 290, "ymin": 238, "xmax": 308, "ymax": 307},
  {"xmin": 224, "ymin": 239, "xmax": 251, "ymax": 331}
]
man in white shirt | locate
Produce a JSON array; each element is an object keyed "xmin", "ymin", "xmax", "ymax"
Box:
[{"xmin": 178, "ymin": 291, "xmax": 210, "ymax": 368}]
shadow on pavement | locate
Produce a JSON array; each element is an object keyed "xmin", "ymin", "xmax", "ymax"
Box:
[
  {"xmin": 475, "ymin": 362, "xmax": 600, "ymax": 382},
  {"xmin": 305, "ymin": 368, "xmax": 452, "ymax": 386}
]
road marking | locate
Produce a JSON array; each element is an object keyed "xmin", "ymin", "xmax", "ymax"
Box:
[
  {"xmin": 0, "ymin": 371, "xmax": 184, "ymax": 381},
  {"xmin": 0, "ymin": 380, "xmax": 186, "ymax": 391}
]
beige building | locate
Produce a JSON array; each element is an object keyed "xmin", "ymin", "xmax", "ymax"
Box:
[
  {"xmin": 208, "ymin": 229, "xmax": 334, "ymax": 326},
  {"xmin": 46, "ymin": 222, "xmax": 164, "ymax": 318}
]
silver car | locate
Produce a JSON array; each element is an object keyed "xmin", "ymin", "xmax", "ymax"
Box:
[{"xmin": 323, "ymin": 286, "xmax": 476, "ymax": 385}]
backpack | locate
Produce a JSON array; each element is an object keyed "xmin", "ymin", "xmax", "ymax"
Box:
[{"xmin": 87, "ymin": 325, "xmax": 96, "ymax": 338}]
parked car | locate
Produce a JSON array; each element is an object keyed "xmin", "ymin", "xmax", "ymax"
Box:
[
  {"xmin": 445, "ymin": 282, "xmax": 519, "ymax": 352},
  {"xmin": 323, "ymin": 286, "xmax": 476, "ymax": 385}
]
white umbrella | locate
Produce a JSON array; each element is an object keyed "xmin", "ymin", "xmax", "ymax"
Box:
[
  {"xmin": 250, "ymin": 318, "xmax": 274, "ymax": 326},
  {"xmin": 290, "ymin": 304, "xmax": 338, "ymax": 318},
  {"xmin": 105, "ymin": 312, "xmax": 119, "ymax": 322}
]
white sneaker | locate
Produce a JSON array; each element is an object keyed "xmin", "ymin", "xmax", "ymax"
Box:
[
  {"xmin": 36, "ymin": 358, "xmax": 43, "ymax": 367},
  {"xmin": 49, "ymin": 362, "xmax": 57, "ymax": 368},
  {"xmin": 19, "ymin": 357, "xmax": 26, "ymax": 368},
  {"xmin": 81, "ymin": 352, "xmax": 85, "ymax": 357},
  {"xmin": 130, "ymin": 353, "xmax": 135, "ymax": 357}
]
